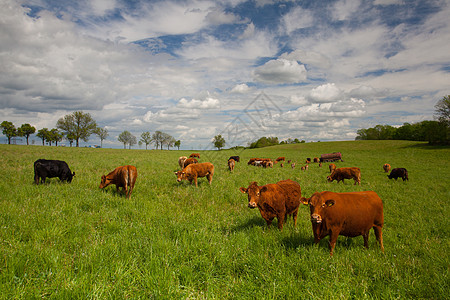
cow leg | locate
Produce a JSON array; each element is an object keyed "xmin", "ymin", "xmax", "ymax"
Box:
[
  {"xmin": 373, "ymin": 226, "xmax": 384, "ymax": 252},
  {"xmin": 328, "ymin": 231, "xmax": 339, "ymax": 256},
  {"xmin": 292, "ymin": 211, "xmax": 298, "ymax": 227},
  {"xmin": 363, "ymin": 231, "xmax": 370, "ymax": 248},
  {"xmin": 194, "ymin": 177, "xmax": 198, "ymax": 187},
  {"xmin": 277, "ymin": 214, "xmax": 285, "ymax": 230}
]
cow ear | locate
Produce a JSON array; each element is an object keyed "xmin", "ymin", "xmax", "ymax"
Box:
[
  {"xmin": 300, "ymin": 197, "xmax": 309, "ymax": 205},
  {"xmin": 72, "ymin": 172, "xmax": 75, "ymax": 176},
  {"xmin": 260, "ymin": 186, "xmax": 268, "ymax": 193},
  {"xmin": 325, "ymin": 199, "xmax": 335, "ymax": 207},
  {"xmin": 239, "ymin": 187, "xmax": 247, "ymax": 194}
]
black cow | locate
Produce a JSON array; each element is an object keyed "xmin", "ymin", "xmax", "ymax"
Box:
[
  {"xmin": 34, "ymin": 159, "xmax": 75, "ymax": 184},
  {"xmin": 387, "ymin": 168, "xmax": 408, "ymax": 181},
  {"xmin": 228, "ymin": 156, "xmax": 240, "ymax": 162}
]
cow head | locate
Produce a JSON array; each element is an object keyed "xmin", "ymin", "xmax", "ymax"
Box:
[
  {"xmin": 175, "ymin": 170, "xmax": 186, "ymax": 182},
  {"xmin": 239, "ymin": 182, "xmax": 267, "ymax": 209},
  {"xmin": 99, "ymin": 175, "xmax": 110, "ymax": 189},
  {"xmin": 66, "ymin": 171, "xmax": 75, "ymax": 183},
  {"xmin": 301, "ymin": 192, "xmax": 335, "ymax": 224}
]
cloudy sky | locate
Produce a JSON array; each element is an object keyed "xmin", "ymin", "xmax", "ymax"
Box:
[{"xmin": 1, "ymin": 0, "xmax": 449, "ymax": 149}]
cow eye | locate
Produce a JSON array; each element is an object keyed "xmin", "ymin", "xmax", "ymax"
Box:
[{"xmin": 256, "ymin": 192, "xmax": 260, "ymax": 196}]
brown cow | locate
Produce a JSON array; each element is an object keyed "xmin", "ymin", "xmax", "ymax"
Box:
[
  {"xmin": 301, "ymin": 191, "xmax": 384, "ymax": 255},
  {"xmin": 329, "ymin": 163, "xmax": 336, "ymax": 173},
  {"xmin": 313, "ymin": 157, "xmax": 320, "ymax": 163},
  {"xmin": 183, "ymin": 157, "xmax": 198, "ymax": 168},
  {"xmin": 327, "ymin": 167, "xmax": 361, "ymax": 185},
  {"xmin": 276, "ymin": 157, "xmax": 285, "ymax": 162},
  {"xmin": 178, "ymin": 156, "xmax": 187, "ymax": 169},
  {"xmin": 189, "ymin": 153, "xmax": 200, "ymax": 158},
  {"xmin": 99, "ymin": 165, "xmax": 137, "ymax": 199},
  {"xmin": 383, "ymin": 163, "xmax": 391, "ymax": 173},
  {"xmin": 175, "ymin": 162, "xmax": 214, "ymax": 187},
  {"xmin": 228, "ymin": 158, "xmax": 235, "ymax": 172},
  {"xmin": 301, "ymin": 165, "xmax": 309, "ymax": 171},
  {"xmin": 291, "ymin": 162, "xmax": 296, "ymax": 168},
  {"xmin": 239, "ymin": 179, "xmax": 302, "ymax": 230}
]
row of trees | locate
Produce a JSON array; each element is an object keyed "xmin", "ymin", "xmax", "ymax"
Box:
[
  {"xmin": 1, "ymin": 111, "xmax": 181, "ymax": 149},
  {"xmin": 356, "ymin": 96, "xmax": 450, "ymax": 145},
  {"xmin": 118, "ymin": 130, "xmax": 181, "ymax": 150}
]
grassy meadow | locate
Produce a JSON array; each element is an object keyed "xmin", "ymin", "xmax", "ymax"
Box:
[{"xmin": 0, "ymin": 140, "xmax": 449, "ymax": 299}]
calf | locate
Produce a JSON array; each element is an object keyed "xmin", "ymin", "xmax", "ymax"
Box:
[
  {"xmin": 175, "ymin": 162, "xmax": 214, "ymax": 187},
  {"xmin": 388, "ymin": 168, "xmax": 408, "ymax": 181},
  {"xmin": 329, "ymin": 163, "xmax": 336, "ymax": 173},
  {"xmin": 228, "ymin": 159, "xmax": 235, "ymax": 172},
  {"xmin": 327, "ymin": 167, "xmax": 361, "ymax": 185},
  {"xmin": 99, "ymin": 165, "xmax": 137, "ymax": 199},
  {"xmin": 383, "ymin": 163, "xmax": 391, "ymax": 173},
  {"xmin": 239, "ymin": 179, "xmax": 302, "ymax": 230},
  {"xmin": 34, "ymin": 159, "xmax": 75, "ymax": 184},
  {"xmin": 178, "ymin": 156, "xmax": 187, "ymax": 169},
  {"xmin": 301, "ymin": 191, "xmax": 384, "ymax": 255}
]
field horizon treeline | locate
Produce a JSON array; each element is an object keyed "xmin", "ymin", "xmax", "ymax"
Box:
[{"xmin": 0, "ymin": 140, "xmax": 448, "ymax": 298}]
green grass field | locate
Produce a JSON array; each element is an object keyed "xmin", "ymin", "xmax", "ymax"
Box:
[{"xmin": 0, "ymin": 141, "xmax": 449, "ymax": 299}]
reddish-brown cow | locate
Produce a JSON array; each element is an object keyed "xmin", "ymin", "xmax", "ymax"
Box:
[
  {"xmin": 183, "ymin": 157, "xmax": 198, "ymax": 168},
  {"xmin": 329, "ymin": 163, "xmax": 336, "ymax": 173},
  {"xmin": 189, "ymin": 153, "xmax": 200, "ymax": 158},
  {"xmin": 228, "ymin": 158, "xmax": 235, "ymax": 172},
  {"xmin": 301, "ymin": 191, "xmax": 384, "ymax": 255},
  {"xmin": 383, "ymin": 163, "xmax": 391, "ymax": 173},
  {"xmin": 313, "ymin": 157, "xmax": 320, "ymax": 163},
  {"xmin": 175, "ymin": 162, "xmax": 214, "ymax": 187},
  {"xmin": 99, "ymin": 165, "xmax": 137, "ymax": 199},
  {"xmin": 327, "ymin": 167, "xmax": 361, "ymax": 185},
  {"xmin": 239, "ymin": 179, "xmax": 302, "ymax": 230},
  {"xmin": 275, "ymin": 157, "xmax": 285, "ymax": 162}
]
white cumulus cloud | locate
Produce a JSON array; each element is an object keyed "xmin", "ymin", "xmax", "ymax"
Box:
[{"xmin": 254, "ymin": 59, "xmax": 307, "ymax": 84}]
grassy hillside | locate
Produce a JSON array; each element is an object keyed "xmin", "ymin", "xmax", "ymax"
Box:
[{"xmin": 0, "ymin": 141, "xmax": 449, "ymax": 298}]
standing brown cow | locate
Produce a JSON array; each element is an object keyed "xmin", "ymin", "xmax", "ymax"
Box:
[
  {"xmin": 327, "ymin": 167, "xmax": 361, "ymax": 185},
  {"xmin": 301, "ymin": 191, "xmax": 384, "ymax": 255},
  {"xmin": 228, "ymin": 159, "xmax": 235, "ymax": 172},
  {"xmin": 99, "ymin": 165, "xmax": 137, "ymax": 199},
  {"xmin": 175, "ymin": 162, "xmax": 214, "ymax": 187},
  {"xmin": 239, "ymin": 179, "xmax": 302, "ymax": 230},
  {"xmin": 383, "ymin": 163, "xmax": 391, "ymax": 173}
]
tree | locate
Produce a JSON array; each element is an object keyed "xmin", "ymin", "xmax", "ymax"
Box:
[
  {"xmin": 213, "ymin": 134, "xmax": 226, "ymax": 150},
  {"xmin": 435, "ymin": 95, "xmax": 450, "ymax": 126},
  {"xmin": 174, "ymin": 140, "xmax": 181, "ymax": 150},
  {"xmin": 18, "ymin": 123, "xmax": 36, "ymax": 145},
  {"xmin": 1, "ymin": 121, "xmax": 17, "ymax": 144},
  {"xmin": 95, "ymin": 127, "xmax": 109, "ymax": 148},
  {"xmin": 140, "ymin": 131, "xmax": 152, "ymax": 150},
  {"xmin": 152, "ymin": 131, "xmax": 163, "ymax": 150},
  {"xmin": 56, "ymin": 111, "xmax": 97, "ymax": 147},
  {"xmin": 50, "ymin": 128, "xmax": 63, "ymax": 146},
  {"xmin": 36, "ymin": 128, "xmax": 50, "ymax": 146},
  {"xmin": 118, "ymin": 131, "xmax": 136, "ymax": 149}
]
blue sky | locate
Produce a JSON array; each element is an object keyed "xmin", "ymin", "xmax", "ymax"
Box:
[{"xmin": 1, "ymin": 0, "xmax": 449, "ymax": 149}]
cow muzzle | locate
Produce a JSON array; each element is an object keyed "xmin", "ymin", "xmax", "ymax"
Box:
[
  {"xmin": 311, "ymin": 214, "xmax": 322, "ymax": 223},
  {"xmin": 248, "ymin": 202, "xmax": 257, "ymax": 209}
]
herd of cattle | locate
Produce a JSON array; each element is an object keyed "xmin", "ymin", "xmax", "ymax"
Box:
[{"xmin": 32, "ymin": 153, "xmax": 409, "ymax": 255}]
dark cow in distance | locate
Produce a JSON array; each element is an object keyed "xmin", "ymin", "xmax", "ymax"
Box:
[
  {"xmin": 301, "ymin": 191, "xmax": 384, "ymax": 255},
  {"xmin": 229, "ymin": 156, "xmax": 240, "ymax": 162},
  {"xmin": 34, "ymin": 159, "xmax": 75, "ymax": 184},
  {"xmin": 239, "ymin": 179, "xmax": 302, "ymax": 230},
  {"xmin": 175, "ymin": 162, "xmax": 214, "ymax": 187},
  {"xmin": 99, "ymin": 165, "xmax": 137, "ymax": 199},
  {"xmin": 327, "ymin": 167, "xmax": 361, "ymax": 185},
  {"xmin": 383, "ymin": 163, "xmax": 391, "ymax": 173},
  {"xmin": 388, "ymin": 168, "xmax": 408, "ymax": 181}
]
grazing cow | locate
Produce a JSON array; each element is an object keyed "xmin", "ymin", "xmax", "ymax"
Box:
[
  {"xmin": 327, "ymin": 167, "xmax": 361, "ymax": 185},
  {"xmin": 306, "ymin": 158, "xmax": 311, "ymax": 163},
  {"xmin": 183, "ymin": 157, "xmax": 198, "ymax": 168},
  {"xmin": 287, "ymin": 160, "xmax": 291, "ymax": 164},
  {"xmin": 329, "ymin": 163, "xmax": 336, "ymax": 173},
  {"xmin": 383, "ymin": 163, "xmax": 391, "ymax": 173},
  {"xmin": 291, "ymin": 162, "xmax": 296, "ymax": 168},
  {"xmin": 228, "ymin": 159, "xmax": 235, "ymax": 172},
  {"xmin": 34, "ymin": 159, "xmax": 75, "ymax": 184},
  {"xmin": 280, "ymin": 163, "xmax": 284, "ymax": 168},
  {"xmin": 387, "ymin": 168, "xmax": 408, "ymax": 181},
  {"xmin": 175, "ymin": 162, "xmax": 214, "ymax": 187},
  {"xmin": 276, "ymin": 157, "xmax": 285, "ymax": 162},
  {"xmin": 239, "ymin": 179, "xmax": 302, "ymax": 230},
  {"xmin": 301, "ymin": 165, "xmax": 309, "ymax": 171},
  {"xmin": 189, "ymin": 153, "xmax": 200, "ymax": 158},
  {"xmin": 319, "ymin": 163, "xmax": 322, "ymax": 168},
  {"xmin": 301, "ymin": 191, "xmax": 384, "ymax": 255},
  {"xmin": 99, "ymin": 165, "xmax": 137, "ymax": 199},
  {"xmin": 263, "ymin": 160, "xmax": 273, "ymax": 168},
  {"xmin": 313, "ymin": 157, "xmax": 320, "ymax": 163},
  {"xmin": 229, "ymin": 156, "xmax": 240, "ymax": 163},
  {"xmin": 178, "ymin": 156, "xmax": 187, "ymax": 169}
]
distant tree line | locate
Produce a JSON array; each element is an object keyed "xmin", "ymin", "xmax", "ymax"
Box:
[
  {"xmin": 1, "ymin": 111, "xmax": 181, "ymax": 149},
  {"xmin": 356, "ymin": 96, "xmax": 450, "ymax": 145},
  {"xmin": 248, "ymin": 136, "xmax": 305, "ymax": 149}
]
